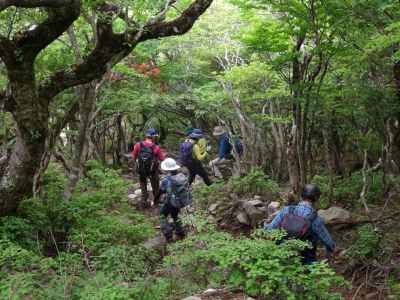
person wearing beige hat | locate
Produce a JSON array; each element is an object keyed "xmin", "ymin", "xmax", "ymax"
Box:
[{"xmin": 209, "ymin": 126, "xmax": 233, "ymax": 178}]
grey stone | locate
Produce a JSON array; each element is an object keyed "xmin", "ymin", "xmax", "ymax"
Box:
[
  {"xmin": 143, "ymin": 235, "xmax": 166, "ymax": 253},
  {"xmin": 248, "ymin": 199, "xmax": 264, "ymax": 207},
  {"xmin": 237, "ymin": 212, "xmax": 250, "ymax": 225},
  {"xmin": 243, "ymin": 202, "xmax": 265, "ymax": 226},
  {"xmin": 134, "ymin": 189, "xmax": 142, "ymax": 196},
  {"xmin": 318, "ymin": 207, "xmax": 351, "ymax": 224},
  {"xmin": 182, "ymin": 297, "xmax": 202, "ymax": 300},
  {"xmin": 208, "ymin": 203, "xmax": 219, "ymax": 212}
]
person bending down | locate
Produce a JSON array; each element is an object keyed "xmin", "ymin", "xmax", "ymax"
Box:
[{"xmin": 265, "ymin": 184, "xmax": 337, "ymax": 264}]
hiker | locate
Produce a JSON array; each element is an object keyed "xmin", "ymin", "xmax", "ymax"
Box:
[
  {"xmin": 264, "ymin": 184, "xmax": 337, "ymax": 264},
  {"xmin": 179, "ymin": 129, "xmax": 212, "ymax": 186},
  {"xmin": 159, "ymin": 158, "xmax": 192, "ymax": 242},
  {"xmin": 131, "ymin": 128, "xmax": 165, "ymax": 208},
  {"xmin": 209, "ymin": 126, "xmax": 234, "ymax": 178}
]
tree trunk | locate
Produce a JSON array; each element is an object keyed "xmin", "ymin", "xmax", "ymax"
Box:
[
  {"xmin": 0, "ymin": 63, "xmax": 49, "ymax": 215},
  {"xmin": 64, "ymin": 81, "xmax": 98, "ymax": 200}
]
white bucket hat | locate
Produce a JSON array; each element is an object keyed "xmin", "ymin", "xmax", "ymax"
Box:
[{"xmin": 161, "ymin": 158, "xmax": 181, "ymax": 171}]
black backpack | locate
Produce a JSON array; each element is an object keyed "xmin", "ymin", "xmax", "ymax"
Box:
[
  {"xmin": 137, "ymin": 142, "xmax": 156, "ymax": 176},
  {"xmin": 279, "ymin": 206, "xmax": 317, "ymax": 239}
]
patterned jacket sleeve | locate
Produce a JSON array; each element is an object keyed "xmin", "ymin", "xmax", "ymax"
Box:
[
  {"xmin": 311, "ymin": 217, "xmax": 336, "ymax": 252},
  {"xmin": 264, "ymin": 207, "xmax": 288, "ymax": 230}
]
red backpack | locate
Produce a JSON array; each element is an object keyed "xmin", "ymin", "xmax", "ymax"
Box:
[{"xmin": 279, "ymin": 206, "xmax": 317, "ymax": 238}]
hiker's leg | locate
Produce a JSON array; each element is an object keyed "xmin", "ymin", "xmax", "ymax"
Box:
[
  {"xmin": 209, "ymin": 157, "xmax": 223, "ymax": 178},
  {"xmin": 301, "ymin": 244, "xmax": 317, "ymax": 265},
  {"xmin": 150, "ymin": 170, "xmax": 160, "ymax": 204},
  {"xmin": 187, "ymin": 165, "xmax": 196, "ymax": 186},
  {"xmin": 171, "ymin": 207, "xmax": 185, "ymax": 239},
  {"xmin": 194, "ymin": 161, "xmax": 212, "ymax": 186},
  {"xmin": 160, "ymin": 204, "xmax": 173, "ymax": 242},
  {"xmin": 139, "ymin": 175, "xmax": 149, "ymax": 207}
]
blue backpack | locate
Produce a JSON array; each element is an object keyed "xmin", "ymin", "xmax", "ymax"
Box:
[
  {"xmin": 166, "ymin": 174, "xmax": 192, "ymax": 209},
  {"xmin": 233, "ymin": 138, "xmax": 244, "ymax": 157},
  {"xmin": 179, "ymin": 141, "xmax": 194, "ymax": 166}
]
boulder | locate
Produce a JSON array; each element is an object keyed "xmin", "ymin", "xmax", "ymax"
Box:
[
  {"xmin": 134, "ymin": 189, "xmax": 142, "ymax": 196},
  {"xmin": 143, "ymin": 235, "xmax": 167, "ymax": 254},
  {"xmin": 236, "ymin": 212, "xmax": 250, "ymax": 225},
  {"xmin": 182, "ymin": 297, "xmax": 202, "ymax": 300},
  {"xmin": 208, "ymin": 203, "xmax": 219, "ymax": 213},
  {"xmin": 247, "ymin": 199, "xmax": 264, "ymax": 207},
  {"xmin": 318, "ymin": 207, "xmax": 351, "ymax": 224},
  {"xmin": 243, "ymin": 202, "xmax": 265, "ymax": 227},
  {"xmin": 128, "ymin": 194, "xmax": 139, "ymax": 200}
]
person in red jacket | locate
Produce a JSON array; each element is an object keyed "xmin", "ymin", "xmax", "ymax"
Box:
[{"xmin": 131, "ymin": 128, "xmax": 165, "ymax": 208}]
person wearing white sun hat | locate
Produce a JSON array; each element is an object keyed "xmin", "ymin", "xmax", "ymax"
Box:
[{"xmin": 159, "ymin": 158, "xmax": 192, "ymax": 242}]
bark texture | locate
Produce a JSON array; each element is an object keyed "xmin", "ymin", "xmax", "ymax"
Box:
[{"xmin": 0, "ymin": 0, "xmax": 214, "ymax": 216}]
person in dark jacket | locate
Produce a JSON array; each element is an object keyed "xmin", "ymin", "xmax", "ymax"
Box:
[
  {"xmin": 265, "ymin": 184, "xmax": 337, "ymax": 264},
  {"xmin": 209, "ymin": 126, "xmax": 233, "ymax": 178},
  {"xmin": 180, "ymin": 129, "xmax": 212, "ymax": 186},
  {"xmin": 159, "ymin": 158, "xmax": 189, "ymax": 242},
  {"xmin": 131, "ymin": 128, "xmax": 165, "ymax": 208}
]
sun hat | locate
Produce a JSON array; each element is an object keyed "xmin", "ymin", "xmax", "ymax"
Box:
[
  {"xmin": 161, "ymin": 158, "xmax": 181, "ymax": 171},
  {"xmin": 145, "ymin": 128, "xmax": 159, "ymax": 137},
  {"xmin": 212, "ymin": 126, "xmax": 225, "ymax": 136}
]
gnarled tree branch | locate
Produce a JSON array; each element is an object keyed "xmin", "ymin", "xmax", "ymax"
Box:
[
  {"xmin": 39, "ymin": 0, "xmax": 213, "ymax": 100},
  {"xmin": 0, "ymin": 0, "xmax": 75, "ymax": 12},
  {"xmin": 14, "ymin": 0, "xmax": 81, "ymax": 60}
]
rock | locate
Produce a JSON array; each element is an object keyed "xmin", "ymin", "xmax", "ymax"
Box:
[
  {"xmin": 237, "ymin": 212, "xmax": 250, "ymax": 225},
  {"xmin": 208, "ymin": 203, "xmax": 219, "ymax": 213},
  {"xmin": 134, "ymin": 189, "xmax": 142, "ymax": 196},
  {"xmin": 318, "ymin": 207, "xmax": 351, "ymax": 224},
  {"xmin": 254, "ymin": 195, "xmax": 262, "ymax": 201},
  {"xmin": 143, "ymin": 235, "xmax": 166, "ymax": 253},
  {"xmin": 147, "ymin": 184, "xmax": 153, "ymax": 192},
  {"xmin": 243, "ymin": 202, "xmax": 265, "ymax": 226},
  {"xmin": 182, "ymin": 297, "xmax": 202, "ymax": 300},
  {"xmin": 128, "ymin": 194, "xmax": 137, "ymax": 200},
  {"xmin": 248, "ymin": 199, "xmax": 264, "ymax": 207}
]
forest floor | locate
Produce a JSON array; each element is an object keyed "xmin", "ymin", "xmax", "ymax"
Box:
[{"xmin": 122, "ymin": 170, "xmax": 400, "ymax": 300}]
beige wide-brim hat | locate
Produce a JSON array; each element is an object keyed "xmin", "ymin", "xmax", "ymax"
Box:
[
  {"xmin": 161, "ymin": 158, "xmax": 181, "ymax": 171},
  {"xmin": 213, "ymin": 126, "xmax": 226, "ymax": 136}
]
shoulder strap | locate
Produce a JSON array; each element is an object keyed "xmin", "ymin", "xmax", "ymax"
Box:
[
  {"xmin": 308, "ymin": 210, "xmax": 318, "ymax": 223},
  {"xmin": 288, "ymin": 206, "xmax": 295, "ymax": 215}
]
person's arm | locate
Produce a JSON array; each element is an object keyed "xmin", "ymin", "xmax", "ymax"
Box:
[
  {"xmin": 264, "ymin": 207, "xmax": 287, "ymax": 230},
  {"xmin": 154, "ymin": 146, "xmax": 166, "ymax": 161},
  {"xmin": 131, "ymin": 143, "xmax": 140, "ymax": 161},
  {"xmin": 311, "ymin": 217, "xmax": 336, "ymax": 252}
]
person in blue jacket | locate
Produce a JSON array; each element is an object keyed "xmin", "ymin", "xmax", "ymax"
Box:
[
  {"xmin": 265, "ymin": 184, "xmax": 338, "ymax": 264},
  {"xmin": 209, "ymin": 126, "xmax": 233, "ymax": 178}
]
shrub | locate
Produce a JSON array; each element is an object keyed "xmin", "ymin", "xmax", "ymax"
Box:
[
  {"xmin": 312, "ymin": 171, "xmax": 384, "ymax": 208},
  {"xmin": 164, "ymin": 225, "xmax": 347, "ymax": 300},
  {"xmin": 229, "ymin": 168, "xmax": 279, "ymax": 196},
  {"xmin": 345, "ymin": 224, "xmax": 381, "ymax": 266},
  {"xmin": 92, "ymin": 245, "xmax": 159, "ymax": 281}
]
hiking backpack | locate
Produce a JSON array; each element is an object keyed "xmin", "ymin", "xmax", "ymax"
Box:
[
  {"xmin": 137, "ymin": 142, "xmax": 156, "ymax": 176},
  {"xmin": 179, "ymin": 141, "xmax": 194, "ymax": 166},
  {"xmin": 166, "ymin": 174, "xmax": 192, "ymax": 209},
  {"xmin": 279, "ymin": 206, "xmax": 317, "ymax": 238},
  {"xmin": 233, "ymin": 138, "xmax": 244, "ymax": 157}
]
